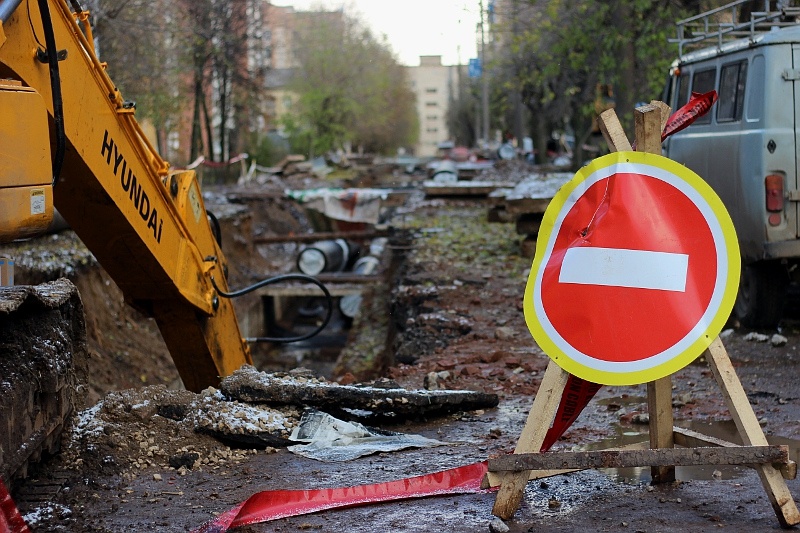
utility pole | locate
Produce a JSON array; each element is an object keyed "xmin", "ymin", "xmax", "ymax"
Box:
[
  {"xmin": 479, "ymin": 0, "xmax": 489, "ymax": 146},
  {"xmin": 512, "ymin": 0, "xmax": 523, "ymax": 144}
]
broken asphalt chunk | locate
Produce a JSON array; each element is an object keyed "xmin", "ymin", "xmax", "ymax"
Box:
[{"xmin": 220, "ymin": 365, "xmax": 499, "ymax": 417}]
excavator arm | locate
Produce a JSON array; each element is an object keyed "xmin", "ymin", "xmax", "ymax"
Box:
[{"xmin": 0, "ymin": 0, "xmax": 252, "ymax": 391}]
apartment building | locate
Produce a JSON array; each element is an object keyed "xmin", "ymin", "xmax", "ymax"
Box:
[
  {"xmin": 257, "ymin": 5, "xmax": 464, "ymax": 156},
  {"xmin": 406, "ymin": 56, "xmax": 462, "ymax": 157}
]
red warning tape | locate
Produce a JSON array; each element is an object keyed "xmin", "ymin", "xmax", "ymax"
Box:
[
  {"xmin": 0, "ymin": 480, "xmax": 29, "ymax": 533},
  {"xmin": 540, "ymin": 375, "xmax": 602, "ymax": 452},
  {"xmin": 193, "ymin": 461, "xmax": 491, "ymax": 532},
  {"xmin": 662, "ymin": 90, "xmax": 718, "ymax": 141},
  {"xmin": 632, "ymin": 90, "xmax": 718, "ymax": 150}
]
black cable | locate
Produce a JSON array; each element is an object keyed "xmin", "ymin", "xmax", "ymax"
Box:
[
  {"xmin": 210, "ymin": 274, "xmax": 334, "ymax": 344},
  {"xmin": 206, "ymin": 210, "xmax": 222, "ymax": 247},
  {"xmin": 37, "ymin": 0, "xmax": 66, "ymax": 188}
]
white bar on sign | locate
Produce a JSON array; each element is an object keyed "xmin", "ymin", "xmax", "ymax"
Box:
[{"xmin": 559, "ymin": 247, "xmax": 689, "ymax": 292}]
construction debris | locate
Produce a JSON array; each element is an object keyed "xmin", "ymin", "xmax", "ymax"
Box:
[
  {"xmin": 287, "ymin": 409, "xmax": 446, "ymax": 461},
  {"xmin": 220, "ymin": 365, "xmax": 499, "ymax": 417}
]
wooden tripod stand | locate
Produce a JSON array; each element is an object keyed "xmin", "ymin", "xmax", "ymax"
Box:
[{"xmin": 489, "ymin": 105, "xmax": 800, "ymax": 528}]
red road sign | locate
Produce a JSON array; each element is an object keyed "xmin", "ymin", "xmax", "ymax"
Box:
[{"xmin": 524, "ymin": 151, "xmax": 739, "ymax": 385}]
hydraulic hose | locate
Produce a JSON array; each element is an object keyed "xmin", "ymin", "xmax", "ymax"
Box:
[
  {"xmin": 37, "ymin": 0, "xmax": 66, "ymax": 187},
  {"xmin": 211, "ymin": 273, "xmax": 334, "ymax": 343},
  {"xmin": 0, "ymin": 0, "xmax": 23, "ymax": 23}
]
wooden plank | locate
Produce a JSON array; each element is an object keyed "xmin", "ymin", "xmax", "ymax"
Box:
[
  {"xmin": 253, "ymin": 229, "xmax": 389, "ymax": 245},
  {"xmin": 315, "ymin": 273, "xmax": 386, "ymax": 284},
  {"xmin": 483, "ymin": 441, "xmax": 650, "ymax": 489},
  {"xmin": 648, "ymin": 100, "xmax": 672, "ymax": 133},
  {"xmin": 505, "ymin": 197, "xmax": 552, "ymax": 216},
  {"xmin": 256, "ymin": 284, "xmax": 363, "ymax": 298},
  {"xmin": 673, "ymin": 426, "xmax": 738, "ymax": 449},
  {"xmin": 423, "ymin": 181, "xmax": 514, "ymax": 197},
  {"xmin": 635, "ymin": 104, "xmax": 664, "ymax": 154},
  {"xmin": 705, "ymin": 337, "xmax": 800, "ymax": 527},
  {"xmin": 597, "ymin": 109, "xmax": 632, "ymax": 152},
  {"xmin": 488, "ymin": 445, "xmax": 789, "ymax": 472},
  {"xmin": 491, "ymin": 360, "xmax": 569, "ymax": 519}
]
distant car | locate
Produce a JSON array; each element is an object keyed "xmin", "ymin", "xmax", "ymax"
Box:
[{"xmin": 662, "ymin": 9, "xmax": 800, "ymax": 328}]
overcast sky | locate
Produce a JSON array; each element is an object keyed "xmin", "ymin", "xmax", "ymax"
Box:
[{"xmin": 277, "ymin": 0, "xmax": 482, "ymax": 66}]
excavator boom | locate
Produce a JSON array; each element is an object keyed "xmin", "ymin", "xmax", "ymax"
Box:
[{"xmin": 0, "ymin": 0, "xmax": 252, "ymax": 391}]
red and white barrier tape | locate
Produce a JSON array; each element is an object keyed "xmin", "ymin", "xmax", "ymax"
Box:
[
  {"xmin": 662, "ymin": 90, "xmax": 718, "ymax": 141},
  {"xmin": 541, "ymin": 375, "xmax": 602, "ymax": 452},
  {"xmin": 193, "ymin": 461, "xmax": 491, "ymax": 532},
  {"xmin": 0, "ymin": 480, "xmax": 29, "ymax": 533}
]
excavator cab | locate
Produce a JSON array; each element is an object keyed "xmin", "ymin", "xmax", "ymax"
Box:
[{"xmin": 0, "ymin": 79, "xmax": 53, "ymax": 242}]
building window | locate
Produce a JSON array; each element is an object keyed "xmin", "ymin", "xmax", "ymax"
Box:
[
  {"xmin": 426, "ymin": 115, "xmax": 438, "ymax": 121},
  {"xmin": 426, "ymin": 128, "xmax": 438, "ymax": 133},
  {"xmin": 425, "ymin": 101, "xmax": 438, "ymax": 107},
  {"xmin": 425, "ymin": 87, "xmax": 437, "ymax": 93}
]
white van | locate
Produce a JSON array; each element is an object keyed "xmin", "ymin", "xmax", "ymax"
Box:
[{"xmin": 662, "ymin": 2, "xmax": 800, "ymax": 327}]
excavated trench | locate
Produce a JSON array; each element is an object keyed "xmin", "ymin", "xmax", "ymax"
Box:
[{"xmin": 247, "ymin": 237, "xmax": 407, "ymax": 381}]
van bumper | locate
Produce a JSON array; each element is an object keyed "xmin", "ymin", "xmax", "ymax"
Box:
[{"xmin": 762, "ymin": 240, "xmax": 800, "ymax": 261}]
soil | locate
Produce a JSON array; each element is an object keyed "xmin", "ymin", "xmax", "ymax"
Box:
[{"xmin": 3, "ymin": 159, "xmax": 800, "ymax": 532}]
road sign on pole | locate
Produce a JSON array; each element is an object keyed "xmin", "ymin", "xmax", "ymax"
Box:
[
  {"xmin": 468, "ymin": 58, "xmax": 481, "ymax": 78},
  {"xmin": 523, "ymin": 150, "xmax": 740, "ymax": 385}
]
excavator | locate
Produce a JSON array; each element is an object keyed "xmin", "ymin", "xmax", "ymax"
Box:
[{"xmin": 0, "ymin": 0, "xmax": 267, "ymax": 482}]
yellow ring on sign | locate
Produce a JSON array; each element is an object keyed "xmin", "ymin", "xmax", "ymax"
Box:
[{"xmin": 523, "ymin": 151, "xmax": 740, "ymax": 386}]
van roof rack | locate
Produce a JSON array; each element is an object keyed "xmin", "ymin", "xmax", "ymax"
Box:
[{"xmin": 670, "ymin": 0, "xmax": 800, "ymax": 56}]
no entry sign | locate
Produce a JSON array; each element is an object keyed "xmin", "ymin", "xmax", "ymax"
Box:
[{"xmin": 524, "ymin": 151, "xmax": 740, "ymax": 385}]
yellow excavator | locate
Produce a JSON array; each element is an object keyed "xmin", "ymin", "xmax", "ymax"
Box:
[{"xmin": 0, "ymin": 0, "xmax": 259, "ymax": 481}]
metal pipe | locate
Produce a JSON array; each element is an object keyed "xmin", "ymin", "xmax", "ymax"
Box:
[{"xmin": 0, "ymin": 0, "xmax": 23, "ymax": 23}]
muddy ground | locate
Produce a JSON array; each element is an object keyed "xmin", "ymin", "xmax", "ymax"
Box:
[{"xmin": 3, "ymin": 160, "xmax": 800, "ymax": 532}]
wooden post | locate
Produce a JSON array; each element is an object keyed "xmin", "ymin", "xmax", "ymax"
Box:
[
  {"xmin": 634, "ymin": 103, "xmax": 677, "ymax": 484},
  {"xmin": 491, "ymin": 360, "xmax": 569, "ymax": 519}
]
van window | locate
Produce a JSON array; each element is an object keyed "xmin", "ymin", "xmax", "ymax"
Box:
[
  {"xmin": 677, "ymin": 72, "xmax": 690, "ymax": 107},
  {"xmin": 717, "ymin": 60, "xmax": 747, "ymax": 122},
  {"xmin": 746, "ymin": 55, "xmax": 764, "ymax": 121},
  {"xmin": 692, "ymin": 68, "xmax": 716, "ymax": 124}
]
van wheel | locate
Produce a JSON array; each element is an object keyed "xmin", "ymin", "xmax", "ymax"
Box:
[{"xmin": 733, "ymin": 261, "xmax": 787, "ymax": 329}]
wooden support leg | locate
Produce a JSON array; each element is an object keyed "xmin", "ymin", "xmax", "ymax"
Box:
[
  {"xmin": 647, "ymin": 376, "xmax": 675, "ymax": 483},
  {"xmin": 705, "ymin": 337, "xmax": 800, "ymax": 527},
  {"xmin": 492, "ymin": 360, "xmax": 569, "ymax": 519}
]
